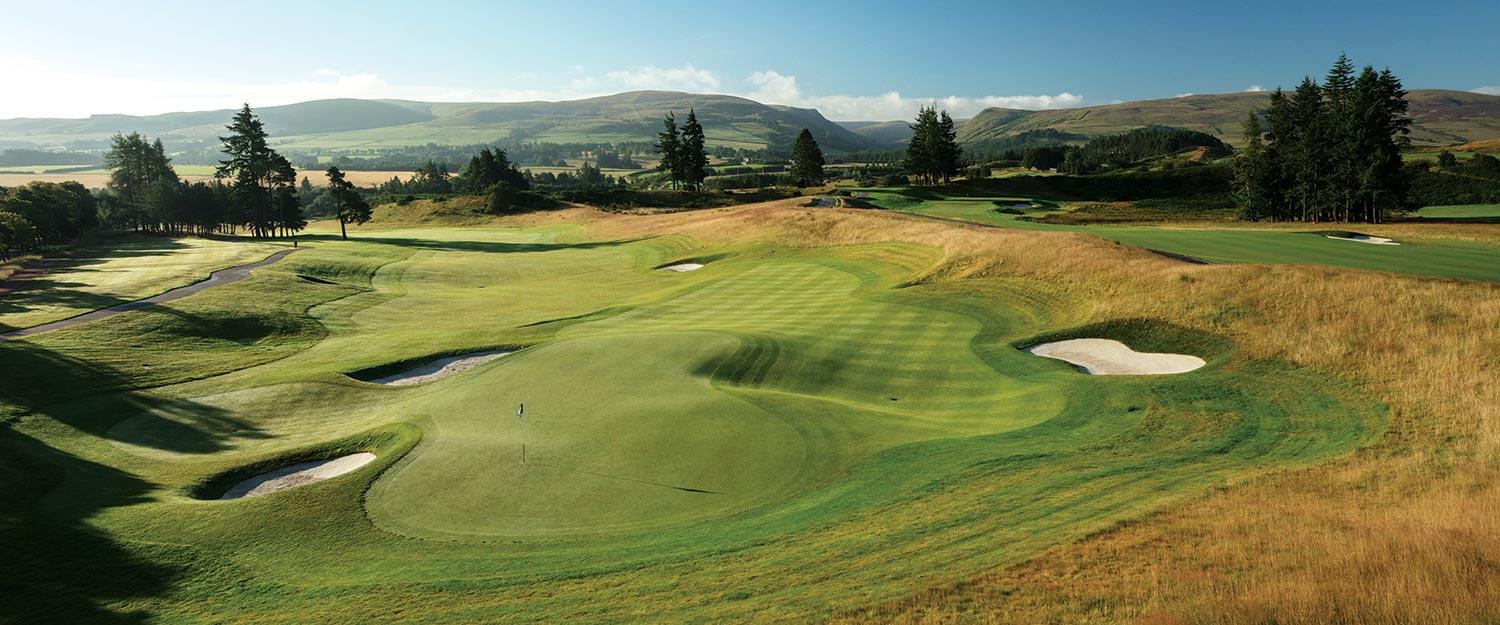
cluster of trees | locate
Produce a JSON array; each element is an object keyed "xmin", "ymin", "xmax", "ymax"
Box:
[
  {"xmin": 654, "ymin": 110, "xmax": 709, "ymax": 190},
  {"xmin": 0, "ymin": 182, "xmax": 97, "ymax": 259},
  {"xmin": 1058, "ymin": 126, "xmax": 1230, "ymax": 174},
  {"xmin": 790, "ymin": 129, "xmax": 826, "ymax": 186},
  {"xmin": 457, "ymin": 148, "xmax": 528, "ymax": 194},
  {"xmin": 215, "ymin": 105, "xmax": 307, "ymax": 237},
  {"xmin": 1407, "ymin": 152, "xmax": 1500, "ymax": 206},
  {"xmin": 593, "ymin": 151, "xmax": 639, "ymax": 169},
  {"xmin": 1235, "ymin": 55, "xmax": 1412, "ymax": 222},
  {"xmin": 903, "ymin": 106, "xmax": 962, "ymax": 185},
  {"xmin": 527, "ymin": 163, "xmax": 626, "ymax": 190}
]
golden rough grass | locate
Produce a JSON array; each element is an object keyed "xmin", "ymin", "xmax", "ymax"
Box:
[{"xmin": 572, "ymin": 200, "xmax": 1498, "ymax": 624}]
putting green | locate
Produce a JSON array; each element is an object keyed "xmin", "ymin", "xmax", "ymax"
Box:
[{"xmin": 0, "ymin": 220, "xmax": 1384, "ymax": 622}]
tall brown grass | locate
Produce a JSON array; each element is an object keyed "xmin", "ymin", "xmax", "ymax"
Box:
[{"xmin": 577, "ymin": 200, "xmax": 1499, "ymax": 624}]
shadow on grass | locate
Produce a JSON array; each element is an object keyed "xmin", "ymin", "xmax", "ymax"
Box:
[{"xmin": 0, "ymin": 338, "xmax": 267, "ymax": 622}]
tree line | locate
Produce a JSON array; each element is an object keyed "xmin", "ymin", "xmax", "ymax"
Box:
[{"xmin": 1235, "ymin": 54, "xmax": 1411, "ymax": 223}]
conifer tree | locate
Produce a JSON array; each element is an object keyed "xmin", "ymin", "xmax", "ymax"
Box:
[
  {"xmin": 680, "ymin": 110, "xmax": 709, "ymax": 191},
  {"xmin": 216, "ymin": 104, "xmax": 280, "ymax": 238},
  {"xmin": 325, "ymin": 166, "xmax": 371, "ymax": 240},
  {"xmin": 791, "ymin": 128, "xmax": 826, "ymax": 186},
  {"xmin": 655, "ymin": 112, "xmax": 683, "ymax": 189}
]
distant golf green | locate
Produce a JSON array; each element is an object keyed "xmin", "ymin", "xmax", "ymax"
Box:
[
  {"xmin": 1416, "ymin": 204, "xmax": 1500, "ymax": 220},
  {"xmin": 858, "ymin": 189, "xmax": 1500, "ymax": 282},
  {"xmin": 0, "ymin": 222, "xmax": 1381, "ymax": 622}
]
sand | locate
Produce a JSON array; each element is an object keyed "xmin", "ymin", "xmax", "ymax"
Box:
[
  {"xmin": 1326, "ymin": 234, "xmax": 1399, "ymax": 246},
  {"xmin": 367, "ymin": 350, "xmax": 511, "ymax": 386},
  {"xmin": 661, "ymin": 263, "xmax": 705, "ymax": 272},
  {"xmin": 1025, "ymin": 338, "xmax": 1205, "ymax": 375},
  {"xmin": 219, "ymin": 453, "xmax": 376, "ymax": 499}
]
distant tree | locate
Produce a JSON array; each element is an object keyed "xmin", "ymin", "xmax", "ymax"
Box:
[
  {"xmin": 1234, "ymin": 112, "xmax": 1274, "ymax": 220},
  {"xmin": 325, "ymin": 166, "xmax": 371, "ymax": 240},
  {"xmin": 903, "ymin": 106, "xmax": 963, "ymax": 185},
  {"xmin": 0, "ymin": 181, "xmax": 97, "ymax": 244},
  {"xmin": 791, "ymin": 128, "xmax": 826, "ymax": 186},
  {"xmin": 1437, "ymin": 151, "xmax": 1457, "ymax": 168},
  {"xmin": 904, "ymin": 106, "xmax": 939, "ymax": 184},
  {"xmin": 105, "ymin": 132, "xmax": 176, "ymax": 231},
  {"xmin": 217, "ymin": 104, "xmax": 288, "ymax": 238},
  {"xmin": 1242, "ymin": 55, "xmax": 1410, "ymax": 222},
  {"xmin": 936, "ymin": 111, "xmax": 963, "ymax": 183},
  {"xmin": 0, "ymin": 210, "xmax": 36, "ymax": 260},
  {"xmin": 680, "ymin": 109, "xmax": 709, "ymax": 190},
  {"xmin": 1472, "ymin": 153, "xmax": 1500, "ymax": 173},
  {"xmin": 1021, "ymin": 145, "xmax": 1071, "ymax": 171},
  {"xmin": 655, "ymin": 112, "xmax": 683, "ymax": 189},
  {"xmin": 269, "ymin": 153, "xmax": 304, "ymax": 237}
]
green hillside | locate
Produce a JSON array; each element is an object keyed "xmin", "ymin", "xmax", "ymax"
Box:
[
  {"xmin": 958, "ymin": 89, "xmax": 1500, "ymax": 147},
  {"xmin": 0, "ymin": 92, "xmax": 872, "ymax": 153}
]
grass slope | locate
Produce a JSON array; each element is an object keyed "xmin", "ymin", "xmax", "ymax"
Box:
[
  {"xmin": 0, "ymin": 235, "xmax": 285, "ymax": 330},
  {"xmin": 858, "ymin": 188, "xmax": 1500, "ymax": 282},
  {"xmin": 0, "ymin": 217, "xmax": 1381, "ymax": 623}
]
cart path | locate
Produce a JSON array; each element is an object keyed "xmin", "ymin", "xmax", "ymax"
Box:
[{"xmin": 1, "ymin": 248, "xmax": 298, "ymax": 340}]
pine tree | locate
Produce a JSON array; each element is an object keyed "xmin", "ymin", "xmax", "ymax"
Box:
[
  {"xmin": 904, "ymin": 106, "xmax": 940, "ymax": 185},
  {"xmin": 791, "ymin": 128, "xmax": 825, "ymax": 186},
  {"xmin": 325, "ymin": 166, "xmax": 370, "ymax": 240},
  {"xmin": 655, "ymin": 113, "xmax": 682, "ymax": 189},
  {"xmin": 1234, "ymin": 112, "xmax": 1273, "ymax": 220},
  {"xmin": 216, "ymin": 104, "xmax": 278, "ymax": 238},
  {"xmin": 936, "ymin": 111, "xmax": 963, "ymax": 183},
  {"xmin": 680, "ymin": 110, "xmax": 709, "ymax": 191}
]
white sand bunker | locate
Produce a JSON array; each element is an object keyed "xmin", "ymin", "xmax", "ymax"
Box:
[
  {"xmin": 1326, "ymin": 234, "xmax": 1398, "ymax": 246},
  {"xmin": 660, "ymin": 263, "xmax": 704, "ymax": 272},
  {"xmin": 1025, "ymin": 338, "xmax": 1205, "ymax": 375},
  {"xmin": 219, "ymin": 452, "xmax": 376, "ymax": 499},
  {"xmin": 368, "ymin": 350, "xmax": 511, "ymax": 386}
]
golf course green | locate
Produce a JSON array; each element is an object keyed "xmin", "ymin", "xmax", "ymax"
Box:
[{"xmin": 0, "ymin": 213, "xmax": 1389, "ymax": 623}]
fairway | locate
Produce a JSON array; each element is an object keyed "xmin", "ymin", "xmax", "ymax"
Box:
[
  {"xmin": 860, "ymin": 188, "xmax": 1500, "ymax": 281},
  {"xmin": 0, "ymin": 209, "xmax": 1387, "ymax": 622},
  {"xmin": 0, "ymin": 236, "xmax": 285, "ymax": 330}
]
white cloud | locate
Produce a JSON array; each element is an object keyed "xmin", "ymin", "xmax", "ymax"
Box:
[
  {"xmin": 604, "ymin": 64, "xmax": 720, "ymax": 92},
  {"xmin": 0, "ymin": 61, "xmax": 1079, "ymax": 122},
  {"xmin": 0, "ymin": 60, "xmax": 406, "ymax": 117},
  {"xmin": 1245, "ymin": 85, "xmax": 1267, "ymax": 92},
  {"xmin": 1475, "ymin": 86, "xmax": 1500, "ymax": 96},
  {"xmin": 745, "ymin": 70, "xmax": 1081, "ymax": 120}
]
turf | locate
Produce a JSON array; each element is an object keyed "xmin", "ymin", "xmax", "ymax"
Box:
[
  {"xmin": 0, "ymin": 235, "xmax": 286, "ymax": 330},
  {"xmin": 0, "ymin": 218, "xmax": 1384, "ymax": 623},
  {"xmin": 858, "ymin": 188, "xmax": 1500, "ymax": 282}
]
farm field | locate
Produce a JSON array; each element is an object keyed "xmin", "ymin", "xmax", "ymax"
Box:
[
  {"xmin": 1, "ymin": 202, "xmax": 1434, "ymax": 623},
  {"xmin": 855, "ymin": 188, "xmax": 1500, "ymax": 281}
]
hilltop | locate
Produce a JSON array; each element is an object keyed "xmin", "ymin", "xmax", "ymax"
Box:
[
  {"xmin": 958, "ymin": 89, "xmax": 1500, "ymax": 147},
  {"xmin": 0, "ymin": 91, "xmax": 871, "ymax": 154}
]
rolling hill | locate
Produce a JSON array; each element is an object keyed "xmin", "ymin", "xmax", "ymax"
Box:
[
  {"xmin": 957, "ymin": 89, "xmax": 1500, "ymax": 147},
  {"xmin": 0, "ymin": 91, "xmax": 872, "ymax": 154}
]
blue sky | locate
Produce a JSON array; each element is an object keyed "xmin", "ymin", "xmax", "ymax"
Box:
[{"xmin": 2, "ymin": 0, "xmax": 1496, "ymax": 120}]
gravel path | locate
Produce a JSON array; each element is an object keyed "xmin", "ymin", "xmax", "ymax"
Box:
[{"xmin": 0, "ymin": 248, "xmax": 298, "ymax": 340}]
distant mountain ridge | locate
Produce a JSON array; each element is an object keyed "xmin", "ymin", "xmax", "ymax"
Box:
[
  {"xmin": 2, "ymin": 89, "xmax": 1497, "ymax": 155},
  {"xmin": 0, "ymin": 91, "xmax": 871, "ymax": 154},
  {"xmin": 957, "ymin": 89, "xmax": 1500, "ymax": 148}
]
